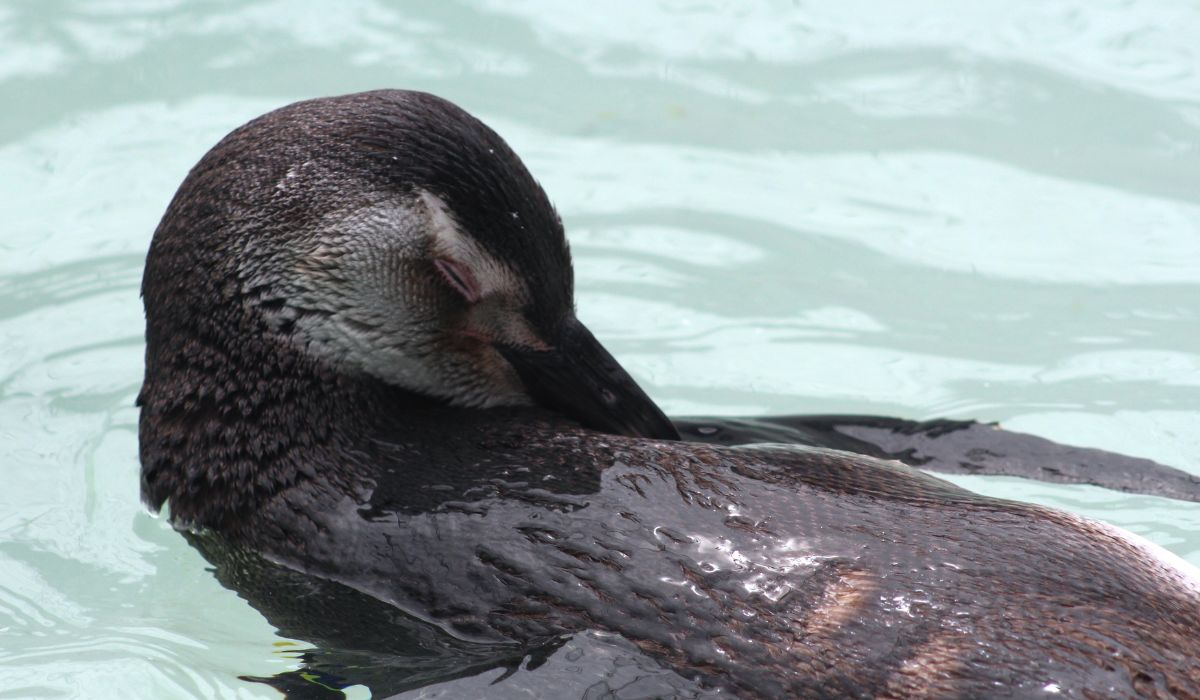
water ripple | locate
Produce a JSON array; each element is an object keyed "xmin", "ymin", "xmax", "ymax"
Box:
[{"xmin": 1, "ymin": 2, "xmax": 1199, "ymax": 697}]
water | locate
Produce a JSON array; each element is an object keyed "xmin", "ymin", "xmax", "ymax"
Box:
[{"xmin": 1, "ymin": 1, "xmax": 1198, "ymax": 697}]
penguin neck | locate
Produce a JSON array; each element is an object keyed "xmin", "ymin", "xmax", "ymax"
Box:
[{"xmin": 136, "ymin": 306, "xmax": 438, "ymax": 531}]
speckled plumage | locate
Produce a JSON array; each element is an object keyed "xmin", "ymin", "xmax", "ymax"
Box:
[{"xmin": 139, "ymin": 90, "xmax": 1200, "ymax": 698}]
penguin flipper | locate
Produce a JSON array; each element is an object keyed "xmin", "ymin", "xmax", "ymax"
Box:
[{"xmin": 674, "ymin": 414, "xmax": 1200, "ymax": 503}]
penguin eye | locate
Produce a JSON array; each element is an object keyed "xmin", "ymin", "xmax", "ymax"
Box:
[{"xmin": 434, "ymin": 258, "xmax": 482, "ymax": 304}]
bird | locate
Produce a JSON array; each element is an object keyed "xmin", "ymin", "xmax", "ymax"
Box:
[{"xmin": 138, "ymin": 89, "xmax": 1200, "ymax": 698}]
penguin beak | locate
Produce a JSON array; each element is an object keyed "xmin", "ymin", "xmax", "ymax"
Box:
[{"xmin": 496, "ymin": 320, "xmax": 680, "ymax": 440}]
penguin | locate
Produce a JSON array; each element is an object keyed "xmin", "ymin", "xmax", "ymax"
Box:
[{"xmin": 138, "ymin": 89, "xmax": 1200, "ymax": 698}]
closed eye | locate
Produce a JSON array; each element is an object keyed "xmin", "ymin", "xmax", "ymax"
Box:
[{"xmin": 434, "ymin": 257, "xmax": 482, "ymax": 303}]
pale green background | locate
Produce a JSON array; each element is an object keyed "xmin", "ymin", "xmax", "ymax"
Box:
[{"xmin": 1, "ymin": 1, "xmax": 1198, "ymax": 697}]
